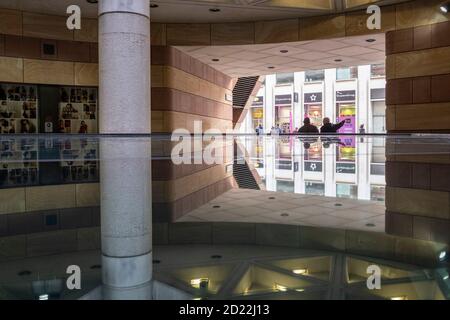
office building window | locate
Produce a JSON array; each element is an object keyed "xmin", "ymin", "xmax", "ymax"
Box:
[
  {"xmin": 336, "ymin": 67, "xmax": 358, "ymax": 80},
  {"xmin": 371, "ymin": 64, "xmax": 385, "ymax": 78},
  {"xmin": 370, "ymin": 185, "xmax": 385, "ymax": 202},
  {"xmin": 305, "ymin": 70, "xmax": 324, "ymax": 82},
  {"xmin": 305, "ymin": 182, "xmax": 325, "ymax": 196},
  {"xmin": 276, "ymin": 73, "xmax": 294, "ymax": 85}
]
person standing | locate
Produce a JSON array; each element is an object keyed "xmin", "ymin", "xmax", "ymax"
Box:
[
  {"xmin": 320, "ymin": 117, "xmax": 346, "ymax": 133},
  {"xmin": 298, "ymin": 118, "xmax": 319, "ymax": 133}
]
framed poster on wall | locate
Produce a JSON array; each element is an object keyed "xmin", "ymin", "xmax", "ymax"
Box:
[
  {"xmin": 58, "ymin": 87, "xmax": 98, "ymax": 134},
  {"xmin": 0, "ymin": 83, "xmax": 38, "ymax": 134}
]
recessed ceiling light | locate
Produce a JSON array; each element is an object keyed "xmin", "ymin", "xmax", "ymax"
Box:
[
  {"xmin": 268, "ymin": 66, "xmax": 275, "ymax": 69},
  {"xmin": 280, "ymin": 50, "xmax": 289, "ymax": 53},
  {"xmin": 212, "ymin": 58, "xmax": 220, "ymax": 62},
  {"xmin": 209, "ymin": 8, "xmax": 221, "ymax": 12},
  {"xmin": 211, "ymin": 255, "xmax": 222, "ymax": 259},
  {"xmin": 281, "ymin": 213, "xmax": 289, "ymax": 217},
  {"xmin": 86, "ymin": 0, "xmax": 98, "ymax": 3},
  {"xmin": 365, "ymin": 223, "xmax": 376, "ymax": 228},
  {"xmin": 150, "ymin": 4, "xmax": 159, "ymax": 8},
  {"xmin": 334, "ymin": 59, "xmax": 343, "ymax": 62},
  {"xmin": 440, "ymin": 3, "xmax": 449, "ymax": 13},
  {"xmin": 366, "ymin": 38, "xmax": 376, "ymax": 43},
  {"xmin": 213, "ymin": 205, "xmax": 221, "ymax": 208}
]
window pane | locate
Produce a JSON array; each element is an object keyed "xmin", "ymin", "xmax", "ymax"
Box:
[
  {"xmin": 336, "ymin": 67, "xmax": 358, "ymax": 80},
  {"xmin": 305, "ymin": 70, "xmax": 324, "ymax": 82},
  {"xmin": 371, "ymin": 64, "xmax": 385, "ymax": 78},
  {"xmin": 276, "ymin": 73, "xmax": 294, "ymax": 85}
]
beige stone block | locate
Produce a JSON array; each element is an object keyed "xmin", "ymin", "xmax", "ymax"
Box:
[
  {"xmin": 151, "ymin": 23, "xmax": 166, "ymax": 46},
  {"xmin": 76, "ymin": 183, "xmax": 100, "ymax": 207},
  {"xmin": 0, "ymin": 9, "xmax": 22, "ymax": 36},
  {"xmin": 0, "ymin": 188, "xmax": 25, "ymax": 215},
  {"xmin": 74, "ymin": 62, "xmax": 98, "ymax": 86},
  {"xmin": 74, "ymin": 18, "xmax": 98, "ymax": 42},
  {"xmin": 212, "ymin": 222, "xmax": 256, "ymax": 245},
  {"xmin": 346, "ymin": 230, "xmax": 397, "ymax": 259},
  {"xmin": 391, "ymin": 47, "xmax": 450, "ymax": 79},
  {"xmin": 300, "ymin": 15, "xmax": 345, "ymax": 40},
  {"xmin": 26, "ymin": 185, "xmax": 76, "ymax": 212},
  {"xmin": 0, "ymin": 235, "xmax": 27, "ymax": 261},
  {"xmin": 255, "ymin": 19, "xmax": 299, "ymax": 44},
  {"xmin": 24, "ymin": 59, "xmax": 74, "ymax": 85},
  {"xmin": 168, "ymin": 222, "xmax": 213, "ymax": 244},
  {"xmin": 385, "ymin": 187, "xmax": 450, "ymax": 219},
  {"xmin": 211, "ymin": 23, "xmax": 255, "ymax": 45},
  {"xmin": 77, "ymin": 227, "xmax": 101, "ymax": 251},
  {"xmin": 27, "ymin": 230, "xmax": 78, "ymax": 257},
  {"xmin": 23, "ymin": 12, "xmax": 73, "ymax": 40},
  {"xmin": 255, "ymin": 224, "xmax": 300, "ymax": 248},
  {"xmin": 394, "ymin": 237, "xmax": 448, "ymax": 266},
  {"xmin": 0, "ymin": 57, "xmax": 24, "ymax": 83},
  {"xmin": 396, "ymin": 0, "xmax": 449, "ymax": 30},
  {"xmin": 299, "ymin": 226, "xmax": 346, "ymax": 251},
  {"xmin": 166, "ymin": 24, "xmax": 211, "ymax": 46}
]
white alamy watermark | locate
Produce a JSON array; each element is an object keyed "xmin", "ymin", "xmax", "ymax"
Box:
[
  {"xmin": 66, "ymin": 5, "xmax": 81, "ymax": 30},
  {"xmin": 171, "ymin": 121, "xmax": 245, "ymax": 165},
  {"xmin": 366, "ymin": 265, "xmax": 382, "ymax": 290},
  {"xmin": 66, "ymin": 265, "xmax": 81, "ymax": 290},
  {"xmin": 367, "ymin": 5, "xmax": 382, "ymax": 30}
]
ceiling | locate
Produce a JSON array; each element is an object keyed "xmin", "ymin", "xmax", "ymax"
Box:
[
  {"xmin": 0, "ymin": 0, "xmax": 412, "ymax": 22},
  {"xmin": 177, "ymin": 33, "xmax": 386, "ymax": 77}
]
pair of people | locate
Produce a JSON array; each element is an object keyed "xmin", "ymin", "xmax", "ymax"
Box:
[{"xmin": 298, "ymin": 117, "xmax": 347, "ymax": 133}]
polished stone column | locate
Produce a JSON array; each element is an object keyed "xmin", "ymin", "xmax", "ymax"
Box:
[{"xmin": 98, "ymin": 0, "xmax": 152, "ymax": 300}]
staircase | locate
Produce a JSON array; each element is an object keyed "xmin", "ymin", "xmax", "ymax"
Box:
[
  {"xmin": 232, "ymin": 141, "xmax": 260, "ymax": 190},
  {"xmin": 232, "ymin": 76, "xmax": 259, "ymax": 108},
  {"xmin": 232, "ymin": 76, "xmax": 260, "ymax": 128},
  {"xmin": 233, "ymin": 159, "xmax": 260, "ymax": 190}
]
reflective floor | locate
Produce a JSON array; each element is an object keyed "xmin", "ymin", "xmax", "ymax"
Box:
[{"xmin": 0, "ymin": 134, "xmax": 449, "ymax": 300}]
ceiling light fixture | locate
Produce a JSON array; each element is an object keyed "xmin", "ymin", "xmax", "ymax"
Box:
[
  {"xmin": 366, "ymin": 38, "xmax": 376, "ymax": 43},
  {"xmin": 209, "ymin": 8, "xmax": 221, "ymax": 12},
  {"xmin": 268, "ymin": 66, "xmax": 275, "ymax": 69},
  {"xmin": 280, "ymin": 50, "xmax": 289, "ymax": 53},
  {"xmin": 439, "ymin": 250, "xmax": 447, "ymax": 261},
  {"xmin": 212, "ymin": 58, "xmax": 220, "ymax": 62},
  {"xmin": 150, "ymin": 4, "xmax": 159, "ymax": 8},
  {"xmin": 293, "ymin": 269, "xmax": 309, "ymax": 275},
  {"xmin": 334, "ymin": 59, "xmax": 343, "ymax": 62},
  {"xmin": 86, "ymin": 0, "xmax": 98, "ymax": 3},
  {"xmin": 440, "ymin": 3, "xmax": 449, "ymax": 13},
  {"xmin": 390, "ymin": 296, "xmax": 408, "ymax": 300}
]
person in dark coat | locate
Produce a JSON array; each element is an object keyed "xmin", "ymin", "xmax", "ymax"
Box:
[
  {"xmin": 320, "ymin": 117, "xmax": 346, "ymax": 133},
  {"xmin": 298, "ymin": 117, "xmax": 319, "ymax": 133}
]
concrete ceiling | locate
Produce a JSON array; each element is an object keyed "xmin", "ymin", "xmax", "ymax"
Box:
[
  {"xmin": 177, "ymin": 33, "xmax": 386, "ymax": 77},
  {"xmin": 0, "ymin": 0, "xmax": 412, "ymax": 22}
]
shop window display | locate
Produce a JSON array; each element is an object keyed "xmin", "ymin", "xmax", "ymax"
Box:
[
  {"xmin": 60, "ymin": 139, "xmax": 99, "ymax": 183},
  {"xmin": 0, "ymin": 84, "xmax": 38, "ymax": 134},
  {"xmin": 304, "ymin": 93, "xmax": 323, "ymax": 128},
  {"xmin": 58, "ymin": 87, "xmax": 98, "ymax": 134},
  {"xmin": 0, "ymin": 138, "xmax": 38, "ymax": 187},
  {"xmin": 274, "ymin": 94, "xmax": 293, "ymax": 133}
]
